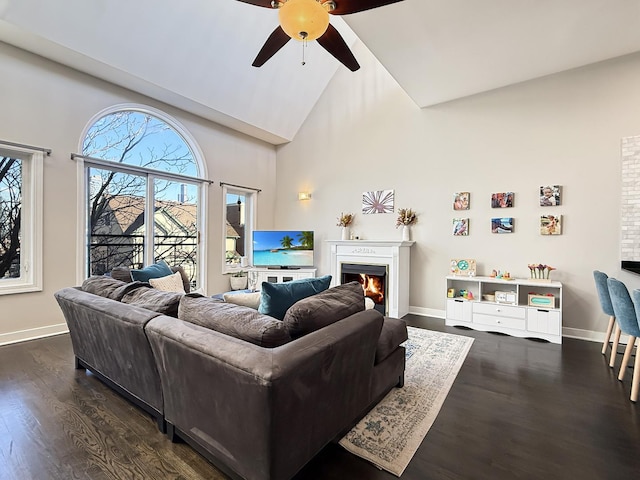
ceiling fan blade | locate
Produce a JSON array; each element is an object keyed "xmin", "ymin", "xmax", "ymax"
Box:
[
  {"xmin": 329, "ymin": 0, "xmax": 404, "ymax": 15},
  {"xmin": 252, "ymin": 26, "xmax": 291, "ymax": 67},
  {"xmin": 316, "ymin": 24, "xmax": 360, "ymax": 71},
  {"xmin": 236, "ymin": 0, "xmax": 274, "ymax": 8}
]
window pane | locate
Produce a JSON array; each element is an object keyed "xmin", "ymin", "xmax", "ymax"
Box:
[
  {"xmin": 0, "ymin": 156, "xmax": 22, "ymax": 279},
  {"xmin": 226, "ymin": 192, "xmax": 247, "ymax": 266},
  {"xmin": 154, "ymin": 179, "xmax": 198, "ymax": 288},
  {"xmin": 87, "ymin": 167, "xmax": 146, "ymax": 275},
  {"xmin": 83, "ymin": 111, "xmax": 197, "ymax": 176}
]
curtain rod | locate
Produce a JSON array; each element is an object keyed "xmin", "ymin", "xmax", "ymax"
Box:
[
  {"xmin": 219, "ymin": 181, "xmax": 262, "ymax": 193},
  {"xmin": 70, "ymin": 153, "xmax": 214, "ymax": 185},
  {"xmin": 1, "ymin": 140, "xmax": 51, "ymax": 156}
]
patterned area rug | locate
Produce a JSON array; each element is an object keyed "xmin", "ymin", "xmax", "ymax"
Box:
[{"xmin": 339, "ymin": 326, "xmax": 474, "ymax": 476}]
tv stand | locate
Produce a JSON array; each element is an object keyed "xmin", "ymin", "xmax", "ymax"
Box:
[{"xmin": 248, "ymin": 267, "xmax": 317, "ymax": 290}]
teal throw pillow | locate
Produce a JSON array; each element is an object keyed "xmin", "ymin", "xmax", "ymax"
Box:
[
  {"xmin": 130, "ymin": 260, "xmax": 173, "ymax": 283},
  {"xmin": 258, "ymin": 275, "xmax": 332, "ymax": 320}
]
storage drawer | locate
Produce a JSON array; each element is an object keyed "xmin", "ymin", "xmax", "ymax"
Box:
[
  {"xmin": 447, "ymin": 299, "xmax": 473, "ymax": 323},
  {"xmin": 527, "ymin": 308, "xmax": 561, "ymax": 335},
  {"xmin": 473, "ymin": 302, "xmax": 525, "ymax": 319},
  {"xmin": 473, "ymin": 313, "xmax": 526, "ymax": 330}
]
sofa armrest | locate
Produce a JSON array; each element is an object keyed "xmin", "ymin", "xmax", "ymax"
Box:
[
  {"xmin": 145, "ymin": 309, "xmax": 384, "ymax": 480},
  {"xmin": 54, "ymin": 287, "xmax": 164, "ymax": 412}
]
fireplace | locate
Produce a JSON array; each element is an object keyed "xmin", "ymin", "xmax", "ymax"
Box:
[
  {"xmin": 341, "ymin": 263, "xmax": 387, "ymax": 315},
  {"xmin": 327, "ymin": 240, "xmax": 414, "ymax": 318}
]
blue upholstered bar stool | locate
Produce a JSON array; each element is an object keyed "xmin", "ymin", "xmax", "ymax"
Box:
[
  {"xmin": 593, "ymin": 271, "xmax": 620, "ymax": 363},
  {"xmin": 606, "ymin": 278, "xmax": 640, "ymax": 402}
]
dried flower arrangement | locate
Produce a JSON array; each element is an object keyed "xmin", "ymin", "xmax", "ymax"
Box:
[
  {"xmin": 528, "ymin": 264, "xmax": 556, "ymax": 279},
  {"xmin": 336, "ymin": 212, "xmax": 354, "ymax": 227},
  {"xmin": 396, "ymin": 208, "xmax": 417, "ymax": 228}
]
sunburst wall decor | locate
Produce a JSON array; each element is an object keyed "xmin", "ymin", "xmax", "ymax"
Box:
[{"xmin": 362, "ymin": 190, "xmax": 394, "ymax": 214}]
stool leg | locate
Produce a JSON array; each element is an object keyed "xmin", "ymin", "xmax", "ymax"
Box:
[
  {"xmin": 602, "ymin": 315, "xmax": 615, "ymax": 355},
  {"xmin": 632, "ymin": 344, "xmax": 640, "ymax": 402},
  {"xmin": 618, "ymin": 336, "xmax": 636, "ymax": 381},
  {"xmin": 609, "ymin": 325, "xmax": 621, "ymax": 368}
]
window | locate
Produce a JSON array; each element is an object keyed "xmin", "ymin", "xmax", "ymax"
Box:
[
  {"xmin": 222, "ymin": 185, "xmax": 256, "ymax": 272},
  {"xmin": 0, "ymin": 144, "xmax": 43, "ymax": 295},
  {"xmin": 81, "ymin": 107, "xmax": 206, "ymax": 288}
]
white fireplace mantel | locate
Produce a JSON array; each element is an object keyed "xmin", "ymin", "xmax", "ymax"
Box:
[{"xmin": 327, "ymin": 240, "xmax": 415, "ymax": 318}]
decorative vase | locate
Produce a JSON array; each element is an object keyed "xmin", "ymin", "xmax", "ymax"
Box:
[
  {"xmin": 341, "ymin": 226, "xmax": 350, "ymax": 241},
  {"xmin": 230, "ymin": 275, "xmax": 248, "ymax": 291},
  {"xmin": 402, "ymin": 225, "xmax": 411, "ymax": 241}
]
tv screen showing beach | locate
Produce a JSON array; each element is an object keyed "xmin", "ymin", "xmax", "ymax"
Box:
[{"xmin": 252, "ymin": 230, "xmax": 314, "ymax": 268}]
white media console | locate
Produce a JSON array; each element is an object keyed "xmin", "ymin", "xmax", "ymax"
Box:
[
  {"xmin": 445, "ymin": 275, "xmax": 563, "ymax": 344},
  {"xmin": 247, "ymin": 267, "xmax": 317, "ymax": 291}
]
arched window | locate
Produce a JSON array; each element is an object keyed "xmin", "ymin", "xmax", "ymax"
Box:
[{"xmin": 80, "ymin": 106, "xmax": 206, "ymax": 289}]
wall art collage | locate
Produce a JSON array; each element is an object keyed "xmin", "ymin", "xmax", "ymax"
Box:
[{"xmin": 451, "ymin": 186, "xmax": 563, "ymax": 236}]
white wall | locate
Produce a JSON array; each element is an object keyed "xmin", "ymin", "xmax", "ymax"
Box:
[
  {"xmin": 275, "ymin": 42, "xmax": 640, "ymax": 340},
  {"xmin": 0, "ymin": 42, "xmax": 277, "ymax": 344}
]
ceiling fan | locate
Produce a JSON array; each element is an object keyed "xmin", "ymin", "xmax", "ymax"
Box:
[{"xmin": 237, "ymin": 0, "xmax": 404, "ymax": 71}]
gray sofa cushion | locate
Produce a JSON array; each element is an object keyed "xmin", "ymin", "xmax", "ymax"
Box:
[
  {"xmin": 375, "ymin": 316, "xmax": 408, "ymax": 364},
  {"xmin": 107, "ymin": 281, "xmax": 151, "ymax": 301},
  {"xmin": 283, "ymin": 282, "xmax": 365, "ymax": 338},
  {"xmin": 179, "ymin": 295, "xmax": 292, "ymax": 348},
  {"xmin": 121, "ymin": 287, "xmax": 183, "ymax": 317},
  {"xmin": 82, "ymin": 276, "xmax": 127, "ymax": 297}
]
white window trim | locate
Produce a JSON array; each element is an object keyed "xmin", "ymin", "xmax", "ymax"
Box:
[
  {"xmin": 222, "ymin": 184, "xmax": 256, "ymax": 274},
  {"xmin": 0, "ymin": 145, "xmax": 43, "ymax": 295},
  {"xmin": 76, "ymin": 104, "xmax": 208, "ymax": 291}
]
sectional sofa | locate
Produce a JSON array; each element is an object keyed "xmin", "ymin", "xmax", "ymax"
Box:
[{"xmin": 54, "ymin": 275, "xmax": 407, "ymax": 480}]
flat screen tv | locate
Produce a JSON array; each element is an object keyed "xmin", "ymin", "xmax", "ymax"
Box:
[{"xmin": 252, "ymin": 230, "xmax": 314, "ymax": 268}]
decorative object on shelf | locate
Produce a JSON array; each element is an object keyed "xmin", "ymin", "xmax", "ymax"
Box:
[
  {"xmin": 229, "ymin": 270, "xmax": 248, "ymax": 290},
  {"xmin": 453, "ymin": 192, "xmax": 470, "ymax": 210},
  {"xmin": 491, "ymin": 217, "xmax": 513, "ymax": 234},
  {"xmin": 540, "ymin": 185, "xmax": 561, "ymax": 206},
  {"xmin": 528, "ymin": 293, "xmax": 555, "ymax": 307},
  {"xmin": 528, "ymin": 263, "xmax": 556, "ymax": 282},
  {"xmin": 452, "ymin": 218, "xmax": 468, "ymax": 236},
  {"xmin": 491, "ymin": 192, "xmax": 514, "ymax": 208},
  {"xmin": 450, "ymin": 258, "xmax": 476, "ymax": 276},
  {"xmin": 337, "ymin": 212, "xmax": 354, "ymax": 240},
  {"xmin": 396, "ymin": 207, "xmax": 417, "ymax": 241},
  {"xmin": 362, "ymin": 189, "xmax": 394, "ymax": 214},
  {"xmin": 540, "ymin": 214, "xmax": 562, "ymax": 235},
  {"xmin": 495, "ymin": 290, "xmax": 517, "ymax": 305}
]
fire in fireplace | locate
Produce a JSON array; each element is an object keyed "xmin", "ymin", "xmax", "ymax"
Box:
[{"xmin": 341, "ymin": 263, "xmax": 387, "ymax": 315}]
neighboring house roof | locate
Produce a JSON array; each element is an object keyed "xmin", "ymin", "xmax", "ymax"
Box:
[
  {"xmin": 104, "ymin": 195, "xmax": 196, "ymax": 236},
  {"xmin": 226, "ymin": 222, "xmax": 240, "ymax": 239}
]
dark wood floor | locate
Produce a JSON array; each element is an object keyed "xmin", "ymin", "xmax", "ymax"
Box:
[{"xmin": 1, "ymin": 315, "xmax": 638, "ymax": 479}]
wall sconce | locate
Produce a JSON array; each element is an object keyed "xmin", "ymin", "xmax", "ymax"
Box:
[{"xmin": 298, "ymin": 192, "xmax": 312, "ymax": 201}]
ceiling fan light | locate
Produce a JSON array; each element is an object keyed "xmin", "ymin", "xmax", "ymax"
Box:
[{"xmin": 279, "ymin": 0, "xmax": 329, "ymax": 42}]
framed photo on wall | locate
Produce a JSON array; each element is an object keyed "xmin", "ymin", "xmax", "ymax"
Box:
[
  {"xmin": 540, "ymin": 185, "xmax": 561, "ymax": 206},
  {"xmin": 452, "ymin": 218, "xmax": 469, "ymax": 236},
  {"xmin": 491, "ymin": 192, "xmax": 514, "ymax": 208},
  {"xmin": 540, "ymin": 214, "xmax": 562, "ymax": 235},
  {"xmin": 491, "ymin": 217, "xmax": 514, "ymax": 234},
  {"xmin": 453, "ymin": 192, "xmax": 470, "ymax": 210}
]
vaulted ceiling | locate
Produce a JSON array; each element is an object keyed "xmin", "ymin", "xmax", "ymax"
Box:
[{"xmin": 1, "ymin": 0, "xmax": 639, "ymax": 145}]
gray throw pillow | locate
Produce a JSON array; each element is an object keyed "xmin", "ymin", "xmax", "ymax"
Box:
[
  {"xmin": 179, "ymin": 295, "xmax": 291, "ymax": 348},
  {"xmin": 283, "ymin": 281, "xmax": 365, "ymax": 338},
  {"xmin": 107, "ymin": 281, "xmax": 151, "ymax": 302},
  {"xmin": 81, "ymin": 276, "xmax": 127, "ymax": 298},
  {"xmin": 121, "ymin": 287, "xmax": 183, "ymax": 317}
]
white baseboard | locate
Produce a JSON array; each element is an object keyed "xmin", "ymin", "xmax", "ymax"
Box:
[
  {"xmin": 0, "ymin": 323, "xmax": 69, "ymax": 347},
  {"xmin": 408, "ymin": 306, "xmax": 445, "ymax": 318}
]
